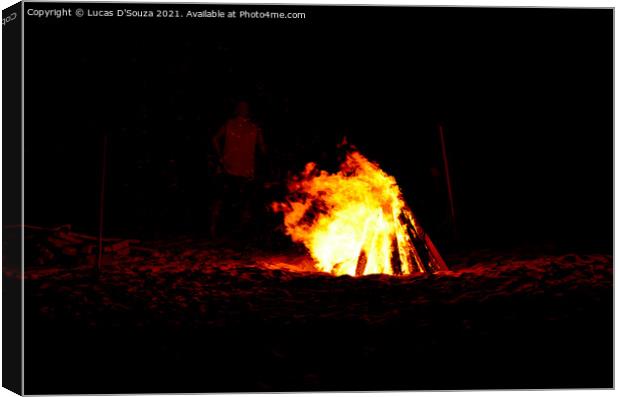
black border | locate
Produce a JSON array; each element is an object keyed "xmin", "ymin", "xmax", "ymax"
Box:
[{"xmin": 2, "ymin": 1, "xmax": 23, "ymax": 395}]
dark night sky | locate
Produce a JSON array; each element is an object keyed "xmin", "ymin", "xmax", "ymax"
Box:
[{"xmin": 24, "ymin": 5, "xmax": 612, "ymax": 252}]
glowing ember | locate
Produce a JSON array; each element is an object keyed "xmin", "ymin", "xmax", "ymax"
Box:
[{"xmin": 273, "ymin": 150, "xmax": 448, "ymax": 276}]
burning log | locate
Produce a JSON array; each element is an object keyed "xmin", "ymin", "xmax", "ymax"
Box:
[
  {"xmin": 390, "ymin": 236, "xmax": 402, "ymax": 275},
  {"xmin": 355, "ymin": 250, "xmax": 368, "ymax": 277},
  {"xmin": 273, "ymin": 150, "xmax": 448, "ymax": 276},
  {"xmin": 402, "ymin": 207, "xmax": 448, "ymax": 273}
]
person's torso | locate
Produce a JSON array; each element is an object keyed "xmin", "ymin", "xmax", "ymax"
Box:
[{"xmin": 221, "ymin": 117, "xmax": 259, "ymax": 178}]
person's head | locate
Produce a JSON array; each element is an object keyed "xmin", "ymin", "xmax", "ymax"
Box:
[{"xmin": 235, "ymin": 101, "xmax": 250, "ymax": 118}]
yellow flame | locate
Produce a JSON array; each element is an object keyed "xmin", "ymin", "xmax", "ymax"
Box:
[{"xmin": 273, "ymin": 151, "xmax": 447, "ymax": 276}]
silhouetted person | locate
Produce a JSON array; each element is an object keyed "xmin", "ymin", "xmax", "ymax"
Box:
[{"xmin": 210, "ymin": 101, "xmax": 266, "ymax": 239}]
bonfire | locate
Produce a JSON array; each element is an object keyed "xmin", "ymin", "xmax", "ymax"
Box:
[{"xmin": 273, "ymin": 149, "xmax": 447, "ymax": 276}]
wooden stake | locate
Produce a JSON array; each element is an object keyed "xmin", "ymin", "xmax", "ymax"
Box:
[
  {"xmin": 438, "ymin": 123, "xmax": 457, "ymax": 240},
  {"xmin": 96, "ymin": 133, "xmax": 108, "ymax": 276}
]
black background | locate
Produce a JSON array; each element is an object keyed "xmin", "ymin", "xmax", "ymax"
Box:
[{"xmin": 24, "ymin": 4, "xmax": 613, "ymax": 252}]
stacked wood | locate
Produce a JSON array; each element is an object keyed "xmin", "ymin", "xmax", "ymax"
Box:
[{"xmin": 21, "ymin": 225, "xmax": 139, "ymax": 267}]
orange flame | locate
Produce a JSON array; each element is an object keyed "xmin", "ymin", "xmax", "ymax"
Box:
[{"xmin": 273, "ymin": 150, "xmax": 447, "ymax": 276}]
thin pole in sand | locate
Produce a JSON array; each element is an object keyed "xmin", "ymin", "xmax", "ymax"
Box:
[
  {"xmin": 96, "ymin": 133, "xmax": 108, "ymax": 276},
  {"xmin": 438, "ymin": 122, "xmax": 457, "ymax": 240}
]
